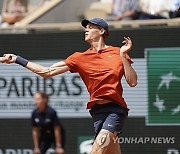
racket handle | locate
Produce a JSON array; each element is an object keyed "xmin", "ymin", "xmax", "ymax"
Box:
[{"xmin": 0, "ymin": 55, "xmax": 12, "ymax": 62}]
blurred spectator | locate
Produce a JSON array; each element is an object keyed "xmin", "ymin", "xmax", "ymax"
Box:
[
  {"xmin": 107, "ymin": 0, "xmax": 139, "ymax": 21},
  {"xmin": 1, "ymin": 0, "xmax": 44, "ymax": 25},
  {"xmin": 2, "ymin": 0, "xmax": 29, "ymax": 24},
  {"xmin": 169, "ymin": 0, "xmax": 180, "ymax": 18},
  {"xmin": 139, "ymin": 0, "xmax": 171, "ymax": 19},
  {"xmin": 84, "ymin": 0, "xmax": 113, "ymax": 19}
]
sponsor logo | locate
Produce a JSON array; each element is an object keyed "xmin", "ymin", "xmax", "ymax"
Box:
[{"xmin": 146, "ymin": 48, "xmax": 180, "ymax": 125}]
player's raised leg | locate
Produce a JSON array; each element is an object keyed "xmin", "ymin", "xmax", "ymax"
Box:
[{"xmin": 91, "ymin": 129, "xmax": 121, "ymax": 154}]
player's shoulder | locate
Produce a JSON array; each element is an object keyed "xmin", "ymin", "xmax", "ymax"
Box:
[
  {"xmin": 109, "ymin": 46, "xmax": 120, "ymax": 50},
  {"xmin": 70, "ymin": 49, "xmax": 89, "ymax": 58},
  {"xmin": 107, "ymin": 46, "xmax": 120, "ymax": 54},
  {"xmin": 67, "ymin": 51, "xmax": 82, "ymax": 59},
  {"xmin": 75, "ymin": 49, "xmax": 88, "ymax": 55}
]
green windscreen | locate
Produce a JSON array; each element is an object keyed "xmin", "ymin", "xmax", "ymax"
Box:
[{"xmin": 146, "ymin": 48, "xmax": 180, "ymax": 125}]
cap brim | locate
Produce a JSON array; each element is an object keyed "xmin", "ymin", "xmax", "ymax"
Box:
[
  {"xmin": 81, "ymin": 19, "xmax": 90, "ymax": 28},
  {"xmin": 81, "ymin": 19, "xmax": 109, "ymax": 35},
  {"xmin": 81, "ymin": 19, "xmax": 101, "ymax": 28}
]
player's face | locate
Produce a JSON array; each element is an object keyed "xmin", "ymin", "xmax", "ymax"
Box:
[
  {"xmin": 34, "ymin": 93, "xmax": 47, "ymax": 109},
  {"xmin": 84, "ymin": 23, "xmax": 102, "ymax": 43}
]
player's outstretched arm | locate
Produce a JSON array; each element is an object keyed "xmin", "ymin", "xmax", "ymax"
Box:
[
  {"xmin": 26, "ymin": 61, "xmax": 69, "ymax": 78},
  {"xmin": 0, "ymin": 54, "xmax": 70, "ymax": 78}
]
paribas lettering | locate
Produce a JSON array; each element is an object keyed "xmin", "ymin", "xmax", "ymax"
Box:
[{"xmin": 0, "ymin": 75, "xmax": 82, "ymax": 97}]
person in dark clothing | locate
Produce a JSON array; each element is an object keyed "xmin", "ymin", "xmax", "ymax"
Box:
[{"xmin": 31, "ymin": 91, "xmax": 65, "ymax": 154}]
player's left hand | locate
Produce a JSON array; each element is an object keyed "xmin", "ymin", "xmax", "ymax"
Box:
[
  {"xmin": 120, "ymin": 37, "xmax": 132, "ymax": 57},
  {"xmin": 55, "ymin": 147, "xmax": 64, "ymax": 154}
]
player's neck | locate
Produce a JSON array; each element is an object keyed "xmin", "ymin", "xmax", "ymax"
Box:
[{"xmin": 90, "ymin": 38, "xmax": 108, "ymax": 52}]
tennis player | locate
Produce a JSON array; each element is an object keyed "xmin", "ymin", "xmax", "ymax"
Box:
[{"xmin": 1, "ymin": 18, "xmax": 137, "ymax": 154}]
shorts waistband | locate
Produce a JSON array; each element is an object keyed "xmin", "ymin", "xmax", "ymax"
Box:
[
  {"xmin": 93, "ymin": 102, "xmax": 128, "ymax": 109},
  {"xmin": 90, "ymin": 102, "xmax": 128, "ymax": 115}
]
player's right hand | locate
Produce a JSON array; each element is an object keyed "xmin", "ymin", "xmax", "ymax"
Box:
[
  {"xmin": 33, "ymin": 148, "xmax": 41, "ymax": 154},
  {"xmin": 0, "ymin": 54, "xmax": 17, "ymax": 64}
]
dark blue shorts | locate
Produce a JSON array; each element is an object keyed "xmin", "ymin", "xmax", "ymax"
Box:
[{"xmin": 89, "ymin": 102, "xmax": 128, "ymax": 139}]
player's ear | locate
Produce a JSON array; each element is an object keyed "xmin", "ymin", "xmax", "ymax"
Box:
[{"xmin": 99, "ymin": 28, "xmax": 105, "ymax": 35}]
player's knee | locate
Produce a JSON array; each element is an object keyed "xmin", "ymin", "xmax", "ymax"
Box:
[{"xmin": 91, "ymin": 129, "xmax": 117, "ymax": 153}]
